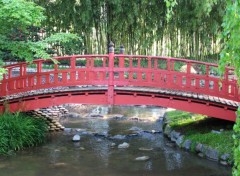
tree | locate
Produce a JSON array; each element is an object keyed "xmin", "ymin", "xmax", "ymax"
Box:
[
  {"xmin": 0, "ymin": 0, "xmax": 79, "ymax": 79},
  {"xmin": 35, "ymin": 0, "xmax": 224, "ymax": 60},
  {"xmin": 220, "ymin": 0, "xmax": 240, "ymax": 175}
]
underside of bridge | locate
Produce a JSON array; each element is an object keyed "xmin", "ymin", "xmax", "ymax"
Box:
[{"xmin": 0, "ymin": 86, "xmax": 237, "ymax": 122}]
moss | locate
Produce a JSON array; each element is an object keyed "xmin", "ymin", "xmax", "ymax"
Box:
[{"xmin": 165, "ymin": 110, "xmax": 234, "ymax": 159}]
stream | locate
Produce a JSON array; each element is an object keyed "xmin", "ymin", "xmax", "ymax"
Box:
[{"xmin": 0, "ymin": 105, "xmax": 231, "ymax": 176}]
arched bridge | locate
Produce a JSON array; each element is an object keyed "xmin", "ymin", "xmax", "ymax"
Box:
[{"xmin": 0, "ymin": 45, "xmax": 239, "ymax": 121}]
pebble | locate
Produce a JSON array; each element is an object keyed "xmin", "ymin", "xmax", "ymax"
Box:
[
  {"xmin": 52, "ymin": 163, "xmax": 67, "ymax": 167},
  {"xmin": 97, "ymin": 138, "xmax": 103, "ymax": 142},
  {"xmin": 139, "ymin": 147, "xmax": 153, "ymax": 151},
  {"xmin": 135, "ymin": 156, "xmax": 150, "ymax": 161},
  {"xmin": 72, "ymin": 134, "xmax": 81, "ymax": 142},
  {"xmin": 111, "ymin": 143, "xmax": 116, "ymax": 147},
  {"xmin": 118, "ymin": 142, "xmax": 130, "ymax": 149}
]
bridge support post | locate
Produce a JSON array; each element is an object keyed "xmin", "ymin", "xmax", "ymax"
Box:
[{"xmin": 108, "ymin": 42, "xmax": 114, "ymax": 105}]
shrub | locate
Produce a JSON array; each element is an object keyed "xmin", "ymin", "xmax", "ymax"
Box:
[{"xmin": 0, "ymin": 112, "xmax": 48, "ymax": 155}]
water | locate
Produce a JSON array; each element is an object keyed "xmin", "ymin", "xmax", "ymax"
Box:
[{"xmin": 0, "ymin": 106, "xmax": 231, "ymax": 176}]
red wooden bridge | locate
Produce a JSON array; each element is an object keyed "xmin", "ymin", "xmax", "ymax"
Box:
[{"xmin": 0, "ymin": 44, "xmax": 239, "ymax": 121}]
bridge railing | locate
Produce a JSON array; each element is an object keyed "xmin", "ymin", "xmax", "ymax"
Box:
[
  {"xmin": 0, "ymin": 43, "xmax": 239, "ymax": 102},
  {"xmin": 112, "ymin": 54, "xmax": 238, "ymax": 100}
]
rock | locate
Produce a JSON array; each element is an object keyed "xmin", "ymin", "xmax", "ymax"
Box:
[
  {"xmin": 220, "ymin": 161, "xmax": 228, "ymax": 166},
  {"xmin": 52, "ymin": 163, "xmax": 67, "ymax": 167},
  {"xmin": 110, "ymin": 143, "xmax": 116, "ymax": 147},
  {"xmin": 130, "ymin": 117, "xmax": 139, "ymax": 121},
  {"xmin": 114, "ymin": 114, "xmax": 125, "ymax": 119},
  {"xmin": 139, "ymin": 147, "xmax": 153, "ymax": 151},
  {"xmin": 135, "ymin": 156, "xmax": 150, "ymax": 161},
  {"xmin": 76, "ymin": 128, "xmax": 87, "ymax": 132},
  {"xmin": 127, "ymin": 133, "xmax": 139, "ymax": 137},
  {"xmin": 220, "ymin": 129, "xmax": 224, "ymax": 132},
  {"xmin": 95, "ymin": 131, "xmax": 108, "ymax": 137},
  {"xmin": 220, "ymin": 153, "xmax": 230, "ymax": 161},
  {"xmin": 129, "ymin": 126, "xmax": 143, "ymax": 132},
  {"xmin": 198, "ymin": 153, "xmax": 204, "ymax": 158},
  {"xmin": 97, "ymin": 138, "xmax": 102, "ymax": 142},
  {"xmin": 166, "ymin": 142, "xmax": 175, "ymax": 147},
  {"xmin": 72, "ymin": 134, "xmax": 81, "ymax": 142},
  {"xmin": 68, "ymin": 113, "xmax": 81, "ymax": 118},
  {"xmin": 111, "ymin": 134, "xmax": 126, "ymax": 140},
  {"xmin": 211, "ymin": 130, "xmax": 221, "ymax": 134},
  {"xmin": 90, "ymin": 113, "xmax": 104, "ymax": 118},
  {"xmin": 163, "ymin": 124, "xmax": 172, "ymax": 137},
  {"xmin": 205, "ymin": 147, "xmax": 219, "ymax": 161},
  {"xmin": 176, "ymin": 135, "xmax": 184, "ymax": 147},
  {"xmin": 109, "ymin": 114, "xmax": 125, "ymax": 120},
  {"xmin": 170, "ymin": 130, "xmax": 181, "ymax": 142},
  {"xmin": 183, "ymin": 140, "xmax": 192, "ymax": 150},
  {"xmin": 79, "ymin": 147, "xmax": 85, "ymax": 150},
  {"xmin": 64, "ymin": 128, "xmax": 71, "ymax": 133},
  {"xmin": 81, "ymin": 131, "xmax": 94, "ymax": 135},
  {"xmin": 195, "ymin": 143, "xmax": 206, "ymax": 153},
  {"xmin": 118, "ymin": 142, "xmax": 130, "ymax": 149}
]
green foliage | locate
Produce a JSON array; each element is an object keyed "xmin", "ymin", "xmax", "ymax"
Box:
[
  {"xmin": 0, "ymin": 0, "xmax": 80, "ymax": 79},
  {"xmin": 220, "ymin": 0, "xmax": 240, "ymax": 175},
  {"xmin": 220, "ymin": 0, "xmax": 240, "ymax": 80},
  {"xmin": 0, "ymin": 112, "xmax": 48, "ymax": 155},
  {"xmin": 233, "ymin": 109, "xmax": 240, "ymax": 176},
  {"xmin": 164, "ymin": 0, "xmax": 177, "ymax": 21}
]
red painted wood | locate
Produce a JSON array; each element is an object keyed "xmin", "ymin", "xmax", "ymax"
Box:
[
  {"xmin": 0, "ymin": 48, "xmax": 239, "ymax": 121},
  {"xmin": 0, "ymin": 89, "xmax": 236, "ymax": 121}
]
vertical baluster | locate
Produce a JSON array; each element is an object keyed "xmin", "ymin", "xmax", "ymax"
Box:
[
  {"xmin": 70, "ymin": 56, "xmax": 76, "ymax": 82},
  {"xmin": 54, "ymin": 62, "xmax": 59, "ymax": 84},
  {"xmin": 137, "ymin": 58, "xmax": 141, "ymax": 81},
  {"xmin": 154, "ymin": 58, "xmax": 159, "ymax": 84},
  {"xmin": 205, "ymin": 65, "xmax": 210, "ymax": 92},
  {"xmin": 37, "ymin": 61, "xmax": 42, "ymax": 86},
  {"xmin": 129, "ymin": 57, "xmax": 133, "ymax": 81},
  {"xmin": 147, "ymin": 57, "xmax": 151, "ymax": 82},
  {"xmin": 223, "ymin": 67, "xmax": 229, "ymax": 97},
  {"xmin": 119, "ymin": 45, "xmax": 125, "ymax": 82},
  {"xmin": 186, "ymin": 62, "xmax": 191, "ymax": 88},
  {"xmin": 22, "ymin": 64, "xmax": 27, "ymax": 88}
]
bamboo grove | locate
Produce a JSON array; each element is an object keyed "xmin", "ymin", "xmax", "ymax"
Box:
[{"xmin": 34, "ymin": 0, "xmax": 225, "ymax": 62}]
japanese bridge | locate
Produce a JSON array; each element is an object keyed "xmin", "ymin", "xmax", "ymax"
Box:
[{"xmin": 0, "ymin": 44, "xmax": 239, "ymax": 121}]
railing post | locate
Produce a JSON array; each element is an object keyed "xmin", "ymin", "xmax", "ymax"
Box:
[{"xmin": 108, "ymin": 41, "xmax": 114, "ymax": 104}]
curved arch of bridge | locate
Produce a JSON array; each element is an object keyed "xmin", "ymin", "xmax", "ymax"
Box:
[{"xmin": 0, "ymin": 47, "xmax": 239, "ymax": 121}]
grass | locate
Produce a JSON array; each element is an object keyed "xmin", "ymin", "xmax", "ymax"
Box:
[
  {"xmin": 0, "ymin": 112, "xmax": 48, "ymax": 155},
  {"xmin": 165, "ymin": 110, "xmax": 234, "ymax": 157}
]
